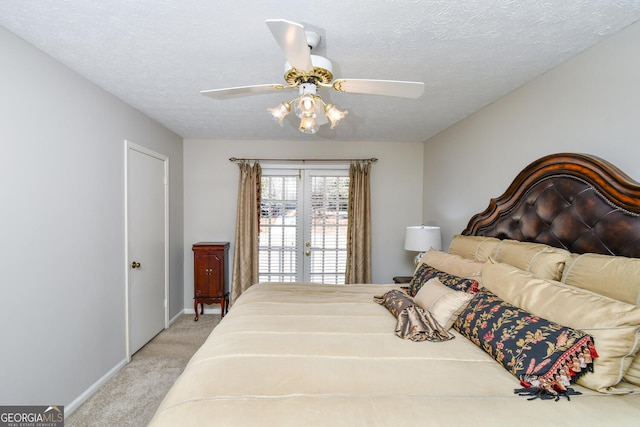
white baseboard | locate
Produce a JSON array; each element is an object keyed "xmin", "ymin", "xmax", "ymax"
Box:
[
  {"xmin": 66, "ymin": 309, "xmax": 192, "ymax": 417},
  {"xmin": 169, "ymin": 309, "xmax": 185, "ymax": 326},
  {"xmin": 65, "ymin": 358, "xmax": 128, "ymax": 416}
]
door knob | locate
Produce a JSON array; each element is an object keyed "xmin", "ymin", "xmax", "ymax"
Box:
[
  {"xmin": 131, "ymin": 261, "xmax": 141, "ymax": 269},
  {"xmin": 305, "ymin": 250, "xmax": 311, "ymax": 256}
]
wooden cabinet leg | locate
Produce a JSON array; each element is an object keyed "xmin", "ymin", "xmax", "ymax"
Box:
[{"xmin": 194, "ymin": 299, "xmax": 199, "ymax": 321}]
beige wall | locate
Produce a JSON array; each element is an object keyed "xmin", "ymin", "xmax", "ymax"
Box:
[
  {"xmin": 0, "ymin": 26, "xmax": 183, "ymax": 410},
  {"xmin": 183, "ymin": 139, "xmax": 425, "ymax": 301},
  {"xmin": 423, "ymin": 20, "xmax": 640, "ymax": 249}
]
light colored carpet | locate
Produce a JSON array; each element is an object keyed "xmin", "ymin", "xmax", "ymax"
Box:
[{"xmin": 66, "ymin": 314, "xmax": 220, "ymax": 427}]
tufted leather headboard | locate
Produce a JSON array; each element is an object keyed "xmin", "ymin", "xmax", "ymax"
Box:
[{"xmin": 463, "ymin": 153, "xmax": 640, "ymax": 258}]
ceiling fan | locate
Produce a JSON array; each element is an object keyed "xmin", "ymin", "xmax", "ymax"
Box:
[{"xmin": 201, "ymin": 19, "xmax": 425, "ymax": 134}]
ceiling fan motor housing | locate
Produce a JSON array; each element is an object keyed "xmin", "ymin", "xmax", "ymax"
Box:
[{"xmin": 284, "ymin": 54, "xmax": 333, "ymax": 85}]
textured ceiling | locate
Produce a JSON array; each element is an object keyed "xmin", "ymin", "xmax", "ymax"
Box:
[{"xmin": 2, "ymin": 1, "xmax": 640, "ymax": 142}]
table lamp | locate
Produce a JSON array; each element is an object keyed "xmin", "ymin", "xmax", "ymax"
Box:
[{"xmin": 404, "ymin": 225, "xmax": 442, "ymax": 266}]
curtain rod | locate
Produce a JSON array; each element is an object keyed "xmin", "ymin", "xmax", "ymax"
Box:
[{"xmin": 229, "ymin": 157, "xmax": 378, "ymax": 163}]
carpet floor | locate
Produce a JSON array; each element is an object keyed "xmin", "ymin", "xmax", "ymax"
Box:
[{"xmin": 66, "ymin": 314, "xmax": 220, "ymax": 427}]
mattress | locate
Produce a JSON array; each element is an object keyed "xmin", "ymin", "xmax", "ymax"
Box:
[{"xmin": 149, "ymin": 282, "xmax": 640, "ymax": 426}]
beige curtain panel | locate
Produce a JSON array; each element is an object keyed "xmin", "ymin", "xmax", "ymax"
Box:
[
  {"xmin": 231, "ymin": 162, "xmax": 261, "ymax": 304},
  {"xmin": 345, "ymin": 162, "xmax": 372, "ymax": 284}
]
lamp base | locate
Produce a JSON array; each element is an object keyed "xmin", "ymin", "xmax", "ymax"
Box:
[{"xmin": 414, "ymin": 252, "xmax": 425, "ymax": 266}]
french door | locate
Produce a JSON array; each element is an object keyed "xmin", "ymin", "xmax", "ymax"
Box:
[{"xmin": 259, "ymin": 168, "xmax": 349, "ymax": 284}]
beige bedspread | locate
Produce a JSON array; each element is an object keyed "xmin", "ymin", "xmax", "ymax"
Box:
[{"xmin": 149, "ymin": 282, "xmax": 640, "ymax": 426}]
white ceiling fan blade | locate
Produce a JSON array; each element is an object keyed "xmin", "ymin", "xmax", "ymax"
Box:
[
  {"xmin": 265, "ymin": 19, "xmax": 314, "ymax": 72},
  {"xmin": 332, "ymin": 79, "xmax": 425, "ymax": 98},
  {"xmin": 200, "ymin": 84, "xmax": 289, "ymax": 98}
]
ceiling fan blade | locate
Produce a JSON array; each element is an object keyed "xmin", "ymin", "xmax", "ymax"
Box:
[
  {"xmin": 332, "ymin": 79, "xmax": 425, "ymax": 98},
  {"xmin": 265, "ymin": 19, "xmax": 314, "ymax": 72},
  {"xmin": 200, "ymin": 84, "xmax": 289, "ymax": 98}
]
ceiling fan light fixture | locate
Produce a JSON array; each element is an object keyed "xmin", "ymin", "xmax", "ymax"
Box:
[
  {"xmin": 268, "ymin": 101, "xmax": 291, "ymax": 126},
  {"xmin": 299, "ymin": 115, "xmax": 319, "ymax": 134},
  {"xmin": 324, "ymin": 104, "xmax": 348, "ymax": 129},
  {"xmin": 275, "ymin": 93, "xmax": 347, "ymax": 133},
  {"xmin": 294, "ymin": 94, "xmax": 317, "ymax": 118}
]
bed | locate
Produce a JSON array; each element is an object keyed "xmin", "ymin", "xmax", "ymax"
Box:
[{"xmin": 150, "ymin": 153, "xmax": 640, "ymax": 426}]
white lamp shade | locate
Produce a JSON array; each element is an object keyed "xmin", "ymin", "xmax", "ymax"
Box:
[{"xmin": 404, "ymin": 226, "xmax": 442, "ymax": 252}]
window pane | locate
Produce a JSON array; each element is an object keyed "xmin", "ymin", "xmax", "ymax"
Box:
[
  {"xmin": 308, "ymin": 175, "xmax": 349, "ymax": 284},
  {"xmin": 259, "ymin": 176, "xmax": 298, "ymax": 282}
]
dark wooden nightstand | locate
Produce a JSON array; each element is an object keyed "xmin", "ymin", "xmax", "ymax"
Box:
[{"xmin": 392, "ymin": 276, "xmax": 413, "ymax": 284}]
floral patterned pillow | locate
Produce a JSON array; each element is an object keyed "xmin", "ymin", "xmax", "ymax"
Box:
[
  {"xmin": 453, "ymin": 288, "xmax": 598, "ymax": 398},
  {"xmin": 408, "ymin": 264, "xmax": 479, "ymax": 297}
]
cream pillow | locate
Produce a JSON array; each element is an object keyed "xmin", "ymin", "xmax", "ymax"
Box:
[
  {"xmin": 448, "ymin": 234, "xmax": 500, "ymax": 262},
  {"xmin": 561, "ymin": 252, "xmax": 640, "ymax": 305},
  {"xmin": 491, "ymin": 239, "xmax": 571, "ymax": 281},
  {"xmin": 482, "ymin": 260, "xmax": 640, "ymax": 393},
  {"xmin": 625, "ymin": 356, "xmax": 640, "ymax": 387},
  {"xmin": 417, "ymin": 249, "xmax": 484, "ymax": 284},
  {"xmin": 561, "ymin": 253, "xmax": 640, "ymax": 386},
  {"xmin": 449, "ymin": 235, "xmax": 571, "ymax": 281},
  {"xmin": 414, "ymin": 278, "xmax": 474, "ymax": 330}
]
